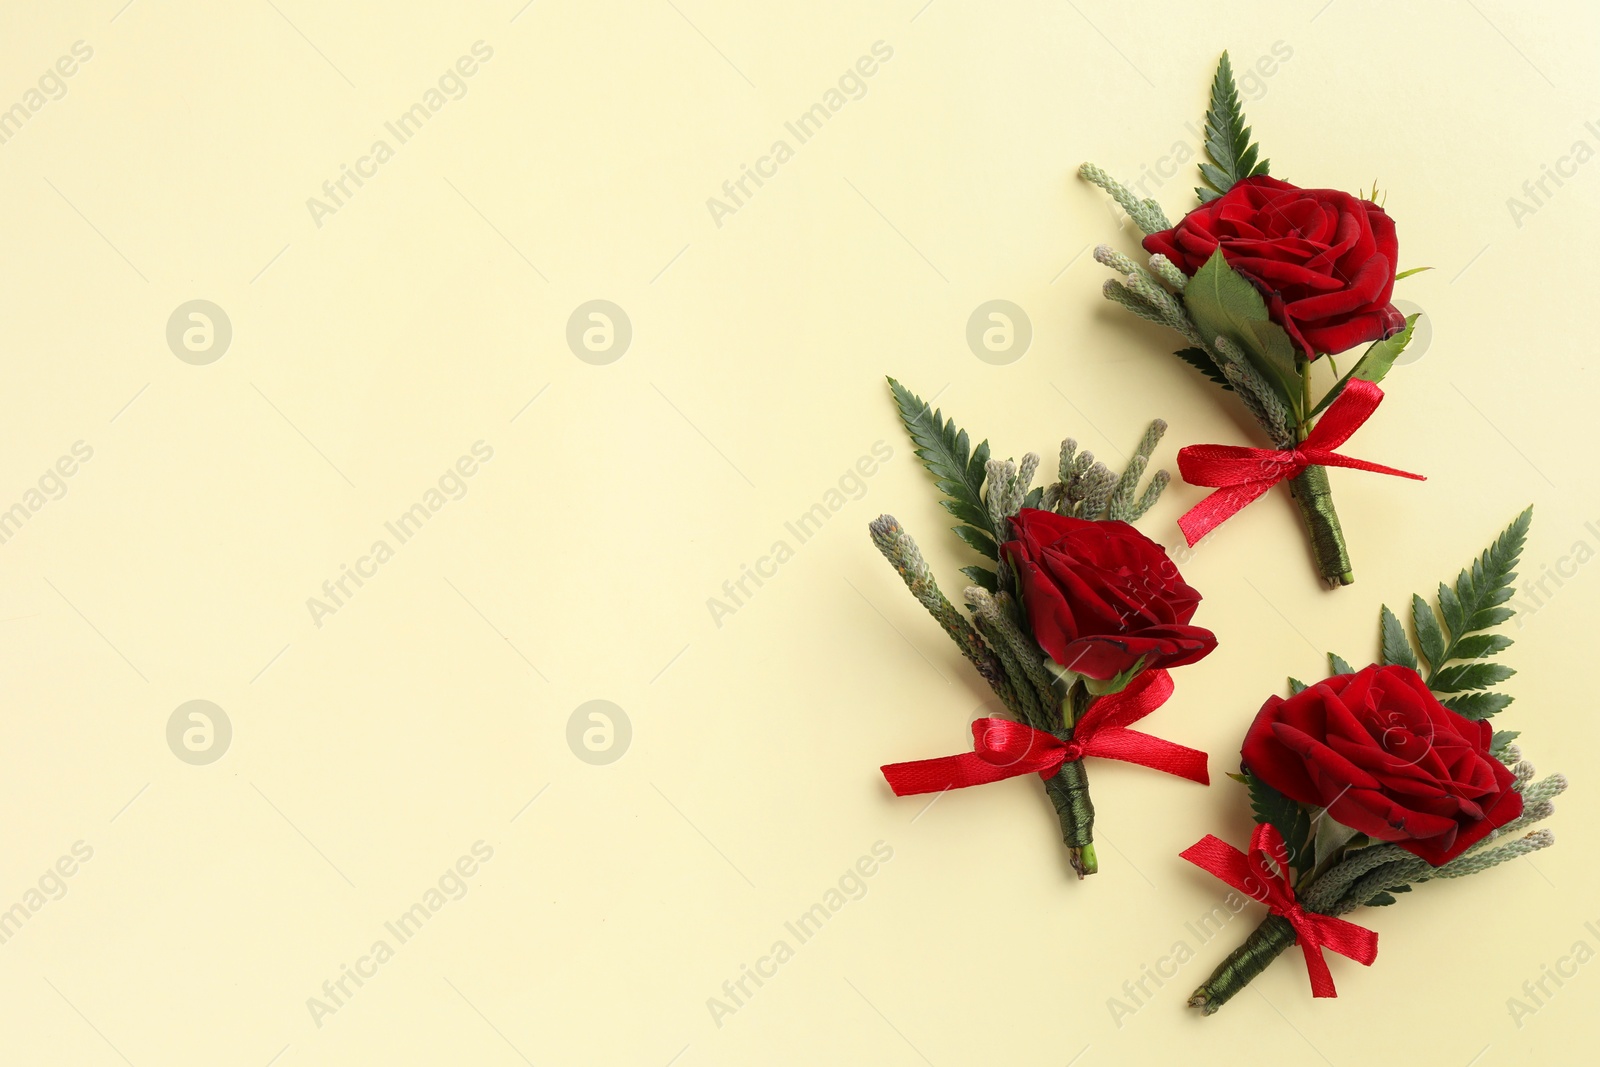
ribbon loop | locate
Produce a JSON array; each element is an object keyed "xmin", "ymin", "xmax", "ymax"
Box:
[
  {"xmin": 880, "ymin": 669, "xmax": 1208, "ymax": 797},
  {"xmin": 1180, "ymin": 824, "xmax": 1378, "ymax": 998},
  {"xmin": 1175, "ymin": 379, "xmax": 1424, "ymax": 546}
]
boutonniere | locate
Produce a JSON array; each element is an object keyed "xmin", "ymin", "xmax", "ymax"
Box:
[
  {"xmin": 1081, "ymin": 53, "xmax": 1428, "ymax": 586},
  {"xmin": 869, "ymin": 380, "xmax": 1215, "ymax": 877},
  {"xmin": 1180, "ymin": 509, "xmax": 1564, "ymax": 1010}
]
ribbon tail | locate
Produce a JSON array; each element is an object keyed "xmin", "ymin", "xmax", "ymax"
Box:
[
  {"xmin": 880, "ymin": 752, "xmax": 1053, "ymax": 797},
  {"xmin": 1081, "ymin": 728, "xmax": 1209, "ymax": 784},
  {"xmin": 1179, "ymin": 835, "xmax": 1256, "ymax": 895},
  {"xmin": 1308, "ymin": 914, "xmax": 1380, "ymax": 967},
  {"xmin": 1177, "ymin": 480, "xmax": 1276, "ymax": 545},
  {"xmin": 1304, "ymin": 451, "xmax": 1426, "ymax": 482},
  {"xmin": 1297, "ymin": 934, "xmax": 1339, "ymax": 998}
]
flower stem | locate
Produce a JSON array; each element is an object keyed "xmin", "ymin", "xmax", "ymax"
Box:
[
  {"xmin": 1188, "ymin": 914, "xmax": 1297, "ymax": 1015},
  {"xmin": 1046, "ymin": 682, "xmax": 1098, "ymax": 877},
  {"xmin": 1292, "ymin": 359, "xmax": 1355, "ymax": 587},
  {"xmin": 1288, "ymin": 465, "xmax": 1353, "ymax": 587},
  {"xmin": 1044, "ymin": 761, "xmax": 1097, "ymax": 877}
]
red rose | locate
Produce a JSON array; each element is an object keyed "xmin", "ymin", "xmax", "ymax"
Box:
[
  {"xmin": 1143, "ymin": 176, "xmax": 1405, "ymax": 359},
  {"xmin": 1003, "ymin": 508, "xmax": 1217, "ymax": 680},
  {"xmin": 1241, "ymin": 664, "xmax": 1522, "ymax": 865}
]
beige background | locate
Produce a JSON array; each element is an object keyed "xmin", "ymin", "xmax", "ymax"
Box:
[{"xmin": 1, "ymin": 1, "xmax": 1595, "ymax": 1063}]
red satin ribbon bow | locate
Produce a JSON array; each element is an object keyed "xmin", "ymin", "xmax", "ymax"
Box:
[
  {"xmin": 880, "ymin": 668, "xmax": 1208, "ymax": 796},
  {"xmin": 1175, "ymin": 379, "xmax": 1424, "ymax": 546},
  {"xmin": 1180, "ymin": 824, "xmax": 1379, "ymax": 998}
]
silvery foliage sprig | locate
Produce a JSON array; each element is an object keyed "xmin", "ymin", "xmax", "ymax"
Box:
[
  {"xmin": 868, "ymin": 379, "xmax": 1169, "ymax": 730},
  {"xmin": 1075, "ymin": 188, "xmax": 1294, "ymax": 449},
  {"xmin": 1299, "ymin": 750, "xmax": 1565, "ymax": 919}
]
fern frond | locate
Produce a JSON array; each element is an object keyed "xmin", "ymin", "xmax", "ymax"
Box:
[{"xmin": 1196, "ymin": 51, "xmax": 1270, "ymax": 202}]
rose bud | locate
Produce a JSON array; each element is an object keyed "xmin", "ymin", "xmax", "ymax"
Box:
[
  {"xmin": 1143, "ymin": 176, "xmax": 1406, "ymax": 359},
  {"xmin": 1241, "ymin": 663, "xmax": 1523, "ymax": 865},
  {"xmin": 1003, "ymin": 508, "xmax": 1217, "ymax": 681}
]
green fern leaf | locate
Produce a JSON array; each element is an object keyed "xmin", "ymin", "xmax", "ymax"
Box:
[
  {"xmin": 1423, "ymin": 507, "xmax": 1532, "ymax": 694},
  {"xmin": 1377, "ymin": 509, "xmax": 1530, "ymax": 719},
  {"xmin": 1442, "ymin": 692, "xmax": 1514, "ymax": 720},
  {"xmin": 939, "ymin": 497, "xmax": 990, "ymax": 528},
  {"xmin": 960, "ymin": 565, "xmax": 999, "ymax": 593},
  {"xmin": 1195, "ymin": 51, "xmax": 1270, "ymax": 202},
  {"xmin": 1379, "ymin": 605, "xmax": 1418, "ymax": 670},
  {"xmin": 1173, "ymin": 347, "xmax": 1233, "ymax": 390},
  {"xmin": 1411, "ymin": 594, "xmax": 1448, "ymax": 670},
  {"xmin": 952, "ymin": 525, "xmax": 998, "ymax": 560},
  {"xmin": 1242, "ymin": 772, "xmax": 1312, "ymax": 880},
  {"xmin": 1431, "ymin": 662, "xmax": 1516, "ymax": 693},
  {"xmin": 1490, "ymin": 729, "xmax": 1521, "ymax": 750},
  {"xmin": 888, "ymin": 377, "xmax": 994, "ymax": 557}
]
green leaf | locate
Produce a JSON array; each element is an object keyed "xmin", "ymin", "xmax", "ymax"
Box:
[
  {"xmin": 1365, "ymin": 891, "xmax": 1399, "ymax": 906},
  {"xmin": 1225, "ymin": 771, "xmax": 1250, "ymax": 784},
  {"xmin": 1423, "ymin": 507, "xmax": 1532, "ymax": 689},
  {"xmin": 1490, "ymin": 729, "xmax": 1521, "ymax": 751},
  {"xmin": 1411, "ymin": 593, "xmax": 1447, "ymax": 670},
  {"xmin": 1313, "ymin": 813, "xmax": 1360, "ymax": 868},
  {"xmin": 1287, "ymin": 677, "xmax": 1307, "ymax": 695},
  {"xmin": 1452, "ymin": 633, "xmax": 1512, "ymax": 662},
  {"xmin": 1084, "ymin": 656, "xmax": 1148, "ymax": 696},
  {"xmin": 1443, "ymin": 692, "xmax": 1514, "ymax": 720},
  {"xmin": 1022, "ymin": 486, "xmax": 1044, "ymax": 510},
  {"xmin": 1195, "ymin": 51, "xmax": 1270, "ymax": 202},
  {"xmin": 889, "ymin": 377, "xmax": 994, "ymax": 558},
  {"xmin": 952, "ymin": 524, "xmax": 998, "ymax": 560},
  {"xmin": 1310, "ymin": 314, "xmax": 1419, "ymax": 416},
  {"xmin": 1328, "ymin": 653, "xmax": 1354, "ymax": 676},
  {"xmin": 1430, "ymin": 662, "xmax": 1516, "ymax": 693},
  {"xmin": 1394, "ymin": 267, "xmax": 1432, "ymax": 280},
  {"xmin": 1172, "ymin": 346, "xmax": 1233, "ymax": 391},
  {"xmin": 939, "ymin": 497, "xmax": 990, "ymax": 529},
  {"xmin": 1379, "ymin": 605, "xmax": 1418, "ymax": 670},
  {"xmin": 1242, "ymin": 772, "xmax": 1312, "ymax": 880},
  {"xmin": 960, "ymin": 565, "xmax": 998, "ymax": 594},
  {"xmin": 1183, "ymin": 250, "xmax": 1300, "ymax": 412}
]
